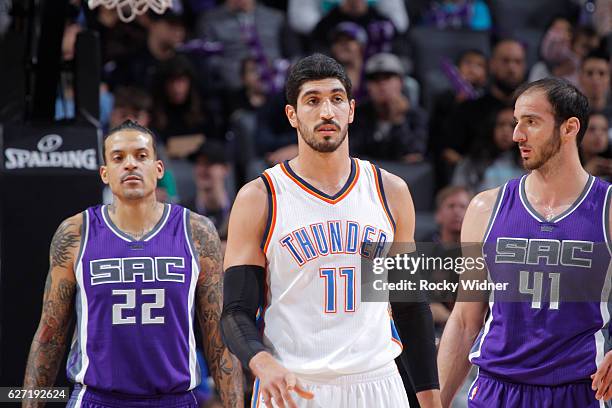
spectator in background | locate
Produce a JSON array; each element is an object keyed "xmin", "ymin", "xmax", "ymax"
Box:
[
  {"xmin": 151, "ymin": 55, "xmax": 217, "ymax": 158},
  {"xmin": 109, "ymin": 86, "xmax": 152, "ymax": 130},
  {"xmin": 254, "ymin": 92, "xmax": 299, "ymax": 167},
  {"xmin": 427, "ymin": 186, "xmax": 472, "ymax": 336},
  {"xmin": 579, "ymin": 49, "xmax": 612, "ymax": 121},
  {"xmin": 528, "ymin": 19, "xmax": 601, "ymax": 85},
  {"xmin": 421, "ymin": 0, "xmax": 491, "ymax": 31},
  {"xmin": 310, "ymin": 0, "xmax": 396, "ymax": 57},
  {"xmin": 196, "ymin": 0, "xmax": 289, "ymax": 92},
  {"xmin": 288, "ymin": 0, "xmax": 409, "ymax": 35},
  {"xmin": 581, "ymin": 111, "xmax": 612, "ymax": 180},
  {"xmin": 452, "ymin": 107, "xmax": 524, "ymax": 192},
  {"xmin": 183, "ymin": 141, "xmax": 232, "ymax": 231},
  {"xmin": 85, "ymin": 6, "xmax": 148, "ymax": 65},
  {"xmin": 429, "ymin": 49, "xmax": 487, "ymax": 184},
  {"xmin": 329, "ymin": 22, "xmax": 369, "ymax": 102},
  {"xmin": 350, "ymin": 53, "xmax": 428, "ymax": 162},
  {"xmin": 106, "ymin": 11, "xmax": 187, "ymax": 90},
  {"xmin": 225, "ymin": 56, "xmax": 268, "ymax": 116},
  {"xmin": 439, "ymin": 39, "xmax": 526, "ymax": 183}
]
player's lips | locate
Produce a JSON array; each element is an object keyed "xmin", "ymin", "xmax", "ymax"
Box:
[
  {"xmin": 315, "ymin": 125, "xmax": 340, "ymax": 134},
  {"xmin": 519, "ymin": 146, "xmax": 532, "ymax": 157},
  {"xmin": 121, "ymin": 174, "xmax": 143, "ymax": 183}
]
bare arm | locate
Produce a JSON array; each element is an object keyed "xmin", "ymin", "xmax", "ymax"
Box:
[
  {"xmin": 589, "ymin": 197, "xmax": 612, "ymax": 401},
  {"xmin": 224, "ymin": 179, "xmax": 312, "ymax": 408},
  {"xmin": 23, "ymin": 215, "xmax": 81, "ymax": 407},
  {"xmin": 437, "ymin": 188, "xmax": 498, "ymax": 408},
  {"xmin": 382, "ymin": 170, "xmax": 442, "ymax": 408},
  {"xmin": 191, "ymin": 213, "xmax": 244, "ymax": 408},
  {"xmin": 223, "ymin": 178, "xmax": 267, "ymax": 270}
]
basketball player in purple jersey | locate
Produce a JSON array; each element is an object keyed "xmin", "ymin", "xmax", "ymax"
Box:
[
  {"xmin": 22, "ymin": 121, "xmax": 243, "ymax": 407},
  {"xmin": 438, "ymin": 78, "xmax": 612, "ymax": 407}
]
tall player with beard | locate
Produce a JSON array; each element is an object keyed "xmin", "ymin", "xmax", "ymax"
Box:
[
  {"xmin": 438, "ymin": 78, "xmax": 612, "ymax": 407},
  {"xmin": 221, "ymin": 54, "xmax": 441, "ymax": 408}
]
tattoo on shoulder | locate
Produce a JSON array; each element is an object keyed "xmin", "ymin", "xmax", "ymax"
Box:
[
  {"xmin": 50, "ymin": 219, "xmax": 80, "ymax": 268},
  {"xmin": 190, "ymin": 213, "xmax": 222, "ymax": 263}
]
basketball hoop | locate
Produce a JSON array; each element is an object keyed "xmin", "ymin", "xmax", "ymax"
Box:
[{"xmin": 88, "ymin": 0, "xmax": 173, "ymax": 23}]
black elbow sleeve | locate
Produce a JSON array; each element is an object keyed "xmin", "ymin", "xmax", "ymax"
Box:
[
  {"xmin": 391, "ymin": 301, "xmax": 440, "ymax": 392},
  {"xmin": 220, "ymin": 265, "xmax": 267, "ymax": 369}
]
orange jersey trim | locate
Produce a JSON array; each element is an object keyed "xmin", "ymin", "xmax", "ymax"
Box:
[
  {"xmin": 261, "ymin": 172, "xmax": 277, "ymax": 253},
  {"xmin": 280, "ymin": 158, "xmax": 360, "ymax": 205}
]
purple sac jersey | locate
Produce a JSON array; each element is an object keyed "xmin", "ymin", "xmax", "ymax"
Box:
[
  {"xmin": 471, "ymin": 175, "xmax": 612, "ymax": 386},
  {"xmin": 66, "ymin": 204, "xmax": 201, "ymax": 395}
]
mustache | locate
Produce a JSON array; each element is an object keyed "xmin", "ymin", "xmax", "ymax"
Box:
[
  {"xmin": 121, "ymin": 172, "xmax": 143, "ymax": 182},
  {"xmin": 314, "ymin": 120, "xmax": 341, "ymax": 131}
]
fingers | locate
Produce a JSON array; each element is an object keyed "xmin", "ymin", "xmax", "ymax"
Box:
[
  {"xmin": 268, "ymin": 386, "xmax": 284, "ymax": 408},
  {"xmin": 279, "ymin": 385, "xmax": 297, "ymax": 408},
  {"xmin": 595, "ymin": 365, "xmax": 612, "ymax": 400},
  {"xmin": 294, "ymin": 384, "xmax": 315, "ymax": 400},
  {"xmin": 261, "ymin": 389, "xmax": 272, "ymax": 407}
]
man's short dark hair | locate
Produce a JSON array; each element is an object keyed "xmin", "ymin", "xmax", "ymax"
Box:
[
  {"xmin": 285, "ymin": 53, "xmax": 352, "ymax": 107},
  {"xmin": 113, "ymin": 87, "xmax": 152, "ymax": 112},
  {"xmin": 456, "ymin": 49, "xmax": 486, "ymax": 66},
  {"xmin": 514, "ymin": 77, "xmax": 590, "ymax": 146},
  {"xmin": 102, "ymin": 120, "xmax": 157, "ymax": 164},
  {"xmin": 581, "ymin": 49, "xmax": 610, "ymax": 68}
]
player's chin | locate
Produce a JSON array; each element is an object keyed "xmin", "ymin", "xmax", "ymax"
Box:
[{"xmin": 121, "ymin": 188, "xmax": 146, "ymax": 199}]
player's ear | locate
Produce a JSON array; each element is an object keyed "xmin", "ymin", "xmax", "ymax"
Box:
[
  {"xmin": 285, "ymin": 104, "xmax": 298, "ymax": 129},
  {"xmin": 156, "ymin": 159, "xmax": 165, "ymax": 180},
  {"xmin": 563, "ymin": 117, "xmax": 580, "ymax": 140},
  {"xmin": 348, "ymin": 99, "xmax": 355, "ymax": 124},
  {"xmin": 99, "ymin": 165, "xmax": 109, "ymax": 185}
]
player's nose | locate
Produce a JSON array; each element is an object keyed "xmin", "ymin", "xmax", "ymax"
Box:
[
  {"xmin": 320, "ymin": 99, "xmax": 334, "ymax": 119},
  {"xmin": 513, "ymin": 125, "xmax": 526, "ymax": 143},
  {"xmin": 123, "ymin": 155, "xmax": 138, "ymax": 169}
]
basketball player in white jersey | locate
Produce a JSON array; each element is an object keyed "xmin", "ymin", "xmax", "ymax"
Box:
[{"xmin": 221, "ymin": 54, "xmax": 442, "ymax": 408}]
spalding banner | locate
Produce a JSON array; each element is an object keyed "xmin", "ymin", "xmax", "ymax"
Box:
[{"xmin": 0, "ymin": 122, "xmax": 101, "ymax": 173}]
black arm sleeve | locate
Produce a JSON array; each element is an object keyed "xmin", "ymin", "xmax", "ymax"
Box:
[
  {"xmin": 220, "ymin": 265, "xmax": 267, "ymax": 369},
  {"xmin": 391, "ymin": 295, "xmax": 439, "ymax": 392}
]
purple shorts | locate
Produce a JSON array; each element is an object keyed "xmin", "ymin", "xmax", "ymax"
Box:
[
  {"xmin": 467, "ymin": 372, "xmax": 603, "ymax": 408},
  {"xmin": 66, "ymin": 385, "xmax": 198, "ymax": 408}
]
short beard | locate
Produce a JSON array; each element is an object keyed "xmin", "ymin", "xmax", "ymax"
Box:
[
  {"xmin": 298, "ymin": 119, "xmax": 349, "ymax": 153},
  {"xmin": 522, "ymin": 128, "xmax": 562, "ymax": 170}
]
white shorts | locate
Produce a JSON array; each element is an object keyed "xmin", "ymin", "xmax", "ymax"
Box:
[{"xmin": 251, "ymin": 362, "xmax": 410, "ymax": 408}]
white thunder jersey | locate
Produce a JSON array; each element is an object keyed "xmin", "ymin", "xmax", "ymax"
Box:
[{"xmin": 260, "ymin": 157, "xmax": 402, "ymax": 378}]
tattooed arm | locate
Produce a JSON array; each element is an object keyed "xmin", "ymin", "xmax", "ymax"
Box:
[
  {"xmin": 23, "ymin": 214, "xmax": 81, "ymax": 408},
  {"xmin": 191, "ymin": 213, "xmax": 244, "ymax": 408}
]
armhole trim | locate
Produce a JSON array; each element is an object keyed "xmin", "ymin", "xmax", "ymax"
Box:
[
  {"xmin": 260, "ymin": 172, "xmax": 277, "ymax": 253},
  {"xmin": 371, "ymin": 164, "xmax": 396, "ymax": 234}
]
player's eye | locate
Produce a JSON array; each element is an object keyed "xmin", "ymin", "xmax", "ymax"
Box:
[
  {"xmin": 112, "ymin": 155, "xmax": 122, "ymax": 162},
  {"xmin": 333, "ymin": 96, "xmax": 344, "ymax": 103},
  {"xmin": 306, "ymin": 98, "xmax": 318, "ymax": 105}
]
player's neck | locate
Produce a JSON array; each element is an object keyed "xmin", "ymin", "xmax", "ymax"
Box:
[
  {"xmin": 108, "ymin": 196, "xmax": 165, "ymax": 237},
  {"xmin": 290, "ymin": 147, "xmax": 352, "ymax": 194},
  {"xmin": 526, "ymin": 152, "xmax": 589, "ymax": 209}
]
